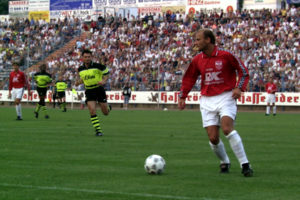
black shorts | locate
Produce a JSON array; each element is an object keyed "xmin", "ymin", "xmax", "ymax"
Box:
[
  {"xmin": 37, "ymin": 87, "xmax": 47, "ymax": 97},
  {"xmin": 85, "ymin": 86, "xmax": 107, "ymax": 103},
  {"xmin": 52, "ymin": 91, "xmax": 57, "ymax": 99},
  {"xmin": 57, "ymin": 91, "xmax": 66, "ymax": 98}
]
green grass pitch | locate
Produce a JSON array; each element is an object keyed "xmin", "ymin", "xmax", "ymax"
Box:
[{"xmin": 0, "ymin": 106, "xmax": 299, "ymax": 200}]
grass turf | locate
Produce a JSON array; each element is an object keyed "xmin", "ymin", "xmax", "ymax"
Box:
[{"xmin": 0, "ymin": 106, "xmax": 299, "ymax": 200}]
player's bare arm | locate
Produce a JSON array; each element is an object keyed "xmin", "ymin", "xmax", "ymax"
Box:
[
  {"xmin": 98, "ymin": 75, "xmax": 109, "ymax": 86},
  {"xmin": 75, "ymin": 77, "xmax": 83, "ymax": 86},
  {"xmin": 178, "ymin": 98, "xmax": 186, "ymax": 110}
]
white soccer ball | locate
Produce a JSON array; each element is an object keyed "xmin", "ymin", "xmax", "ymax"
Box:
[{"xmin": 144, "ymin": 154, "xmax": 166, "ymax": 174}]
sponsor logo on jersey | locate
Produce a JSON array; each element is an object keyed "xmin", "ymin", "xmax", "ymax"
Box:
[
  {"xmin": 215, "ymin": 61, "xmax": 223, "ymax": 70},
  {"xmin": 84, "ymin": 75, "xmax": 96, "ymax": 80},
  {"xmin": 205, "ymin": 71, "xmax": 222, "ymax": 81}
]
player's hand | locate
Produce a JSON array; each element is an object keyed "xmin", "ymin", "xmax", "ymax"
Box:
[
  {"xmin": 8, "ymin": 92, "xmax": 11, "ymax": 99},
  {"xmin": 98, "ymin": 81, "xmax": 105, "ymax": 86},
  {"xmin": 232, "ymin": 88, "xmax": 242, "ymax": 99},
  {"xmin": 28, "ymin": 90, "xmax": 32, "ymax": 96},
  {"xmin": 178, "ymin": 98, "xmax": 186, "ymax": 110}
]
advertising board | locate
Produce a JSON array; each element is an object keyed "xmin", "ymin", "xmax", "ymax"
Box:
[
  {"xmin": 50, "ymin": 0, "xmax": 93, "ymax": 11},
  {"xmin": 9, "ymin": 1, "xmax": 29, "ymax": 13},
  {"xmin": 0, "ymin": 91, "xmax": 299, "ymax": 106}
]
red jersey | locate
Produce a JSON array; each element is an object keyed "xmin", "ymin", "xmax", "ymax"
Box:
[
  {"xmin": 9, "ymin": 70, "xmax": 27, "ymax": 91},
  {"xmin": 180, "ymin": 46, "xmax": 249, "ymax": 97},
  {"xmin": 265, "ymin": 82, "xmax": 277, "ymax": 94}
]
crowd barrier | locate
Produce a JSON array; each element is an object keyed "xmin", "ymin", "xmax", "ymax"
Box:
[{"xmin": 0, "ymin": 90, "xmax": 299, "ymax": 106}]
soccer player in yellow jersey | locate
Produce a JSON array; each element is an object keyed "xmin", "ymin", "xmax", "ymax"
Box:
[
  {"xmin": 76, "ymin": 49, "xmax": 111, "ymax": 136},
  {"xmin": 55, "ymin": 75, "xmax": 68, "ymax": 112},
  {"xmin": 33, "ymin": 63, "xmax": 52, "ymax": 119}
]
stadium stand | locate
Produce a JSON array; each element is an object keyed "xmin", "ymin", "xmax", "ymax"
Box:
[{"xmin": 1, "ymin": 7, "xmax": 299, "ymax": 92}]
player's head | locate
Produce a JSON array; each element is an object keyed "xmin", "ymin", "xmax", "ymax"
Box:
[
  {"xmin": 12, "ymin": 62, "xmax": 19, "ymax": 71},
  {"xmin": 82, "ymin": 49, "xmax": 92, "ymax": 65},
  {"xmin": 195, "ymin": 29, "xmax": 215, "ymax": 51},
  {"xmin": 39, "ymin": 63, "xmax": 47, "ymax": 72}
]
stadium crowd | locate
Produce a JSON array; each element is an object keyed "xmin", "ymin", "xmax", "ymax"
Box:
[{"xmin": 1, "ymin": 6, "xmax": 299, "ymax": 92}]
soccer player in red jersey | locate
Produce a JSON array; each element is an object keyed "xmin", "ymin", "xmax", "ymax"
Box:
[
  {"xmin": 265, "ymin": 77, "xmax": 277, "ymax": 116},
  {"xmin": 8, "ymin": 62, "xmax": 30, "ymax": 120},
  {"xmin": 178, "ymin": 29, "xmax": 253, "ymax": 177}
]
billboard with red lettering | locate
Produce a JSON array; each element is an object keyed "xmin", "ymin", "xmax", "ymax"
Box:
[{"xmin": 0, "ymin": 90, "xmax": 299, "ymax": 106}]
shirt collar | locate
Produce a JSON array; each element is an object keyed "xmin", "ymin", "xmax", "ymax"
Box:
[
  {"xmin": 202, "ymin": 46, "xmax": 218, "ymax": 58},
  {"xmin": 84, "ymin": 61, "xmax": 93, "ymax": 68}
]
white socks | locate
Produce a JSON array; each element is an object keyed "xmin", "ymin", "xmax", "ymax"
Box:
[
  {"xmin": 266, "ymin": 106, "xmax": 270, "ymax": 114},
  {"xmin": 226, "ymin": 130, "xmax": 249, "ymax": 166},
  {"xmin": 209, "ymin": 140, "xmax": 230, "ymax": 164},
  {"xmin": 273, "ymin": 106, "xmax": 276, "ymax": 114},
  {"xmin": 16, "ymin": 104, "xmax": 22, "ymax": 117}
]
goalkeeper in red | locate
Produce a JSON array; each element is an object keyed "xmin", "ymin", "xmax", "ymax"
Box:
[{"xmin": 178, "ymin": 29, "xmax": 253, "ymax": 177}]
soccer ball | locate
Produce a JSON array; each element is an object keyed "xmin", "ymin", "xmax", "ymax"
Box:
[{"xmin": 144, "ymin": 154, "xmax": 166, "ymax": 174}]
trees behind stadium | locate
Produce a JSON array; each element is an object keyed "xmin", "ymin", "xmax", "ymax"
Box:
[{"xmin": 0, "ymin": 0, "xmax": 8, "ymax": 15}]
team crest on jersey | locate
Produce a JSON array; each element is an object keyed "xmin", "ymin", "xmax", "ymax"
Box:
[{"xmin": 215, "ymin": 61, "xmax": 223, "ymax": 70}]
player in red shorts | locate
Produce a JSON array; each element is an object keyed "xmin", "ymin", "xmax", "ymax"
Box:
[
  {"xmin": 178, "ymin": 29, "xmax": 253, "ymax": 177},
  {"xmin": 8, "ymin": 62, "xmax": 30, "ymax": 120}
]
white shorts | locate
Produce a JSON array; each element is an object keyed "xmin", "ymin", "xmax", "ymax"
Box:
[
  {"xmin": 266, "ymin": 94, "xmax": 276, "ymax": 104},
  {"xmin": 200, "ymin": 91, "xmax": 237, "ymax": 128},
  {"xmin": 12, "ymin": 88, "xmax": 24, "ymax": 100}
]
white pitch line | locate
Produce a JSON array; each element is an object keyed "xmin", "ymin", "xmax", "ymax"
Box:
[{"xmin": 0, "ymin": 183, "xmax": 222, "ymax": 200}]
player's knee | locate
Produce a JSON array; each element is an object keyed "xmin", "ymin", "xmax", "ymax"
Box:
[
  {"xmin": 209, "ymin": 136, "xmax": 219, "ymax": 145},
  {"xmin": 102, "ymin": 110, "xmax": 109, "ymax": 116},
  {"xmin": 39, "ymin": 99, "xmax": 45, "ymax": 106},
  {"xmin": 222, "ymin": 127, "xmax": 233, "ymax": 135}
]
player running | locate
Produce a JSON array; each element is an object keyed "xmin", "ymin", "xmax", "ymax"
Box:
[
  {"xmin": 33, "ymin": 63, "xmax": 52, "ymax": 119},
  {"xmin": 178, "ymin": 29, "xmax": 253, "ymax": 177},
  {"xmin": 55, "ymin": 75, "xmax": 68, "ymax": 112},
  {"xmin": 75, "ymin": 49, "xmax": 111, "ymax": 136}
]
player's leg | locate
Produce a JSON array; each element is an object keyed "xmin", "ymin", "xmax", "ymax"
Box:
[
  {"xmin": 272, "ymin": 103, "xmax": 276, "ymax": 116},
  {"xmin": 39, "ymin": 96, "xmax": 49, "ymax": 118},
  {"xmin": 52, "ymin": 93, "xmax": 56, "ymax": 108},
  {"xmin": 123, "ymin": 96, "xmax": 127, "ymax": 110},
  {"xmin": 272, "ymin": 97, "xmax": 276, "ymax": 116},
  {"xmin": 41, "ymin": 91, "xmax": 49, "ymax": 118},
  {"xmin": 221, "ymin": 116, "xmax": 253, "ymax": 177},
  {"xmin": 266, "ymin": 98, "xmax": 270, "ymax": 116},
  {"xmin": 12, "ymin": 88, "xmax": 23, "ymax": 120},
  {"xmin": 98, "ymin": 87, "xmax": 111, "ymax": 116},
  {"xmin": 15, "ymin": 98, "xmax": 22, "ymax": 120},
  {"xmin": 58, "ymin": 98, "xmax": 62, "ymax": 110},
  {"xmin": 57, "ymin": 94, "xmax": 62, "ymax": 110},
  {"xmin": 201, "ymin": 106, "xmax": 230, "ymax": 173},
  {"xmin": 35, "ymin": 88, "xmax": 42, "ymax": 118},
  {"xmin": 220, "ymin": 96, "xmax": 253, "ymax": 177},
  {"xmin": 35, "ymin": 88, "xmax": 49, "ymax": 119},
  {"xmin": 99, "ymin": 102, "xmax": 110, "ymax": 115},
  {"xmin": 62, "ymin": 93, "xmax": 66, "ymax": 112},
  {"xmin": 87, "ymin": 101, "xmax": 103, "ymax": 136},
  {"xmin": 206, "ymin": 125, "xmax": 231, "ymax": 173}
]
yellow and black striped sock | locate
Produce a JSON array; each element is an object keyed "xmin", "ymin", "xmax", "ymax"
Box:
[
  {"xmin": 35, "ymin": 103, "xmax": 41, "ymax": 113},
  {"xmin": 42, "ymin": 106, "xmax": 48, "ymax": 115},
  {"xmin": 90, "ymin": 115, "xmax": 102, "ymax": 133}
]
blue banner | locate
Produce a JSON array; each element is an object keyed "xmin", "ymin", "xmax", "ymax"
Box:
[
  {"xmin": 288, "ymin": 0, "xmax": 300, "ymax": 4},
  {"xmin": 50, "ymin": 0, "xmax": 93, "ymax": 11}
]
